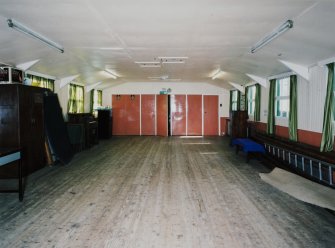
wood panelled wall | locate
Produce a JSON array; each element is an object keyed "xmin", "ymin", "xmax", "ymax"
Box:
[
  {"xmin": 141, "ymin": 95, "xmax": 156, "ymax": 135},
  {"xmin": 252, "ymin": 122, "xmax": 323, "ymax": 148},
  {"xmin": 187, "ymin": 95, "xmax": 202, "ymax": 135},
  {"xmin": 112, "ymin": 94, "xmax": 219, "ymax": 136}
]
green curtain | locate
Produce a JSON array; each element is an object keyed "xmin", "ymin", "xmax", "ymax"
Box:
[
  {"xmin": 68, "ymin": 84, "xmax": 77, "ymax": 113},
  {"xmin": 77, "ymin": 86, "xmax": 84, "ymax": 113},
  {"xmin": 229, "ymin": 90, "xmax": 233, "ymax": 112},
  {"xmin": 255, "ymin": 84, "xmax": 261, "ymax": 121},
  {"xmin": 267, "ymin": 79, "xmax": 276, "ymax": 135},
  {"xmin": 27, "ymin": 74, "xmax": 54, "ymax": 92},
  {"xmin": 90, "ymin": 90, "xmax": 94, "ymax": 113},
  {"xmin": 68, "ymin": 84, "xmax": 84, "ymax": 113},
  {"xmin": 245, "ymin": 86, "xmax": 249, "ymax": 113},
  {"xmin": 289, "ymin": 75, "xmax": 298, "ymax": 141},
  {"xmin": 320, "ymin": 63, "xmax": 335, "ymax": 152},
  {"xmin": 97, "ymin": 90, "xmax": 102, "ymax": 106},
  {"xmin": 237, "ymin": 91, "xmax": 241, "ymax": 110}
]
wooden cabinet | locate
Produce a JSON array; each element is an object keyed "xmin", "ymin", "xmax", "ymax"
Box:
[
  {"xmin": 230, "ymin": 110, "xmax": 248, "ymax": 140},
  {"xmin": 98, "ymin": 109, "xmax": 112, "ymax": 139},
  {"xmin": 68, "ymin": 113, "xmax": 98, "ymax": 148},
  {"xmin": 0, "ymin": 84, "xmax": 47, "ymax": 177}
]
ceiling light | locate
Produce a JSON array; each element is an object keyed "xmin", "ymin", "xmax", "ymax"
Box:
[
  {"xmin": 104, "ymin": 69, "xmax": 117, "ymax": 79},
  {"xmin": 148, "ymin": 75, "xmax": 169, "ymax": 80},
  {"xmin": 157, "ymin": 57, "xmax": 188, "ymax": 60},
  {"xmin": 211, "ymin": 70, "xmax": 224, "ymax": 80},
  {"xmin": 7, "ymin": 18, "xmax": 64, "ymax": 53},
  {"xmin": 251, "ymin": 20, "xmax": 293, "ymax": 54},
  {"xmin": 148, "ymin": 75, "xmax": 181, "ymax": 81},
  {"xmin": 161, "ymin": 60, "xmax": 185, "ymax": 64},
  {"xmin": 157, "ymin": 57, "xmax": 188, "ymax": 64},
  {"xmin": 99, "ymin": 47, "xmax": 124, "ymax": 50},
  {"xmin": 135, "ymin": 62, "xmax": 161, "ymax": 68}
]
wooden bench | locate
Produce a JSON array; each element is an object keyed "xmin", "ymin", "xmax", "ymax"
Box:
[
  {"xmin": 249, "ymin": 130, "xmax": 335, "ymax": 188},
  {"xmin": 232, "ymin": 138, "xmax": 265, "ymax": 162},
  {"xmin": 0, "ymin": 148, "xmax": 23, "ymax": 201}
]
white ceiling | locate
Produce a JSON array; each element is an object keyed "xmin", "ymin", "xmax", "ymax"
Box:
[{"xmin": 0, "ymin": 0, "xmax": 334, "ymax": 89}]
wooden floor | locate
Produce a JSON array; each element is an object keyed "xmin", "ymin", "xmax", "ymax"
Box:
[{"xmin": 0, "ymin": 136, "xmax": 334, "ymax": 248}]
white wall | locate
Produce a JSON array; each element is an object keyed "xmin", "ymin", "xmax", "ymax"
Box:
[
  {"xmin": 301, "ymin": 65, "xmax": 328, "ymax": 133},
  {"xmin": 260, "ymin": 83, "xmax": 269, "ymax": 124},
  {"xmin": 53, "ymin": 64, "xmax": 329, "ymax": 135},
  {"xmin": 102, "ymin": 82, "xmax": 230, "ymax": 117}
]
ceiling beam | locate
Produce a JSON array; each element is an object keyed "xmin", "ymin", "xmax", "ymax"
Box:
[
  {"xmin": 318, "ymin": 56, "xmax": 335, "ymax": 67},
  {"xmin": 16, "ymin": 59, "xmax": 40, "ymax": 71},
  {"xmin": 246, "ymin": 74, "xmax": 268, "ymax": 88},
  {"xmin": 229, "ymin": 82, "xmax": 245, "ymax": 94},
  {"xmin": 86, "ymin": 82, "xmax": 102, "ymax": 92},
  {"xmin": 60, "ymin": 75, "xmax": 79, "ymax": 88},
  {"xmin": 278, "ymin": 60, "xmax": 309, "ymax": 81}
]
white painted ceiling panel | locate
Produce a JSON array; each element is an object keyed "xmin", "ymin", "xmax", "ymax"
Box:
[{"xmin": 0, "ymin": 0, "xmax": 334, "ymax": 88}]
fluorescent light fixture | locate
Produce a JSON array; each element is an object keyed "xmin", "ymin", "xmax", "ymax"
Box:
[
  {"xmin": 148, "ymin": 76, "xmax": 168, "ymax": 80},
  {"xmin": 104, "ymin": 69, "xmax": 117, "ymax": 79},
  {"xmin": 157, "ymin": 56, "xmax": 188, "ymax": 60},
  {"xmin": 157, "ymin": 56, "xmax": 188, "ymax": 64},
  {"xmin": 161, "ymin": 61, "xmax": 185, "ymax": 64},
  {"xmin": 7, "ymin": 18, "xmax": 64, "ymax": 53},
  {"xmin": 148, "ymin": 75, "xmax": 181, "ymax": 81},
  {"xmin": 251, "ymin": 20, "xmax": 293, "ymax": 54},
  {"xmin": 135, "ymin": 62, "xmax": 161, "ymax": 68},
  {"xmin": 99, "ymin": 47, "xmax": 124, "ymax": 50},
  {"xmin": 211, "ymin": 70, "xmax": 224, "ymax": 80}
]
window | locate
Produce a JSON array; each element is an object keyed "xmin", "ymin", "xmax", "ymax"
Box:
[
  {"xmin": 27, "ymin": 74, "xmax": 54, "ymax": 92},
  {"xmin": 247, "ymin": 85, "xmax": 256, "ymax": 115},
  {"xmin": 275, "ymin": 77, "xmax": 290, "ymax": 118},
  {"xmin": 231, "ymin": 90, "xmax": 238, "ymax": 111},
  {"xmin": 92, "ymin": 90, "xmax": 102, "ymax": 116},
  {"xmin": 68, "ymin": 84, "xmax": 84, "ymax": 113}
]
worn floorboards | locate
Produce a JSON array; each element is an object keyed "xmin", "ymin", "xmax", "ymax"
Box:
[{"xmin": 0, "ymin": 136, "xmax": 334, "ymax": 248}]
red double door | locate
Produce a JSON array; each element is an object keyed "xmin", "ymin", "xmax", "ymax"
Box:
[
  {"xmin": 112, "ymin": 94, "xmax": 157, "ymax": 136},
  {"xmin": 112, "ymin": 94, "xmax": 218, "ymax": 136},
  {"xmin": 112, "ymin": 95, "xmax": 140, "ymax": 135},
  {"xmin": 170, "ymin": 95, "xmax": 218, "ymax": 136}
]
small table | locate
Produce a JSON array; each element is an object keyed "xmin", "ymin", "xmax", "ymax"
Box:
[{"xmin": 0, "ymin": 148, "xmax": 23, "ymax": 201}]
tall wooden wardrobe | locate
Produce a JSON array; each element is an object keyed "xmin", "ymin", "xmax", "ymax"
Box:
[
  {"xmin": 230, "ymin": 110, "xmax": 249, "ymax": 140},
  {"xmin": 0, "ymin": 84, "xmax": 47, "ymax": 177}
]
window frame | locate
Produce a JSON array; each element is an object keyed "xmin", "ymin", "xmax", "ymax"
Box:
[
  {"xmin": 247, "ymin": 85, "xmax": 256, "ymax": 116},
  {"xmin": 68, "ymin": 83, "xmax": 84, "ymax": 114},
  {"xmin": 92, "ymin": 89, "xmax": 103, "ymax": 116},
  {"xmin": 275, "ymin": 77, "xmax": 290, "ymax": 118},
  {"xmin": 231, "ymin": 90, "xmax": 238, "ymax": 111}
]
